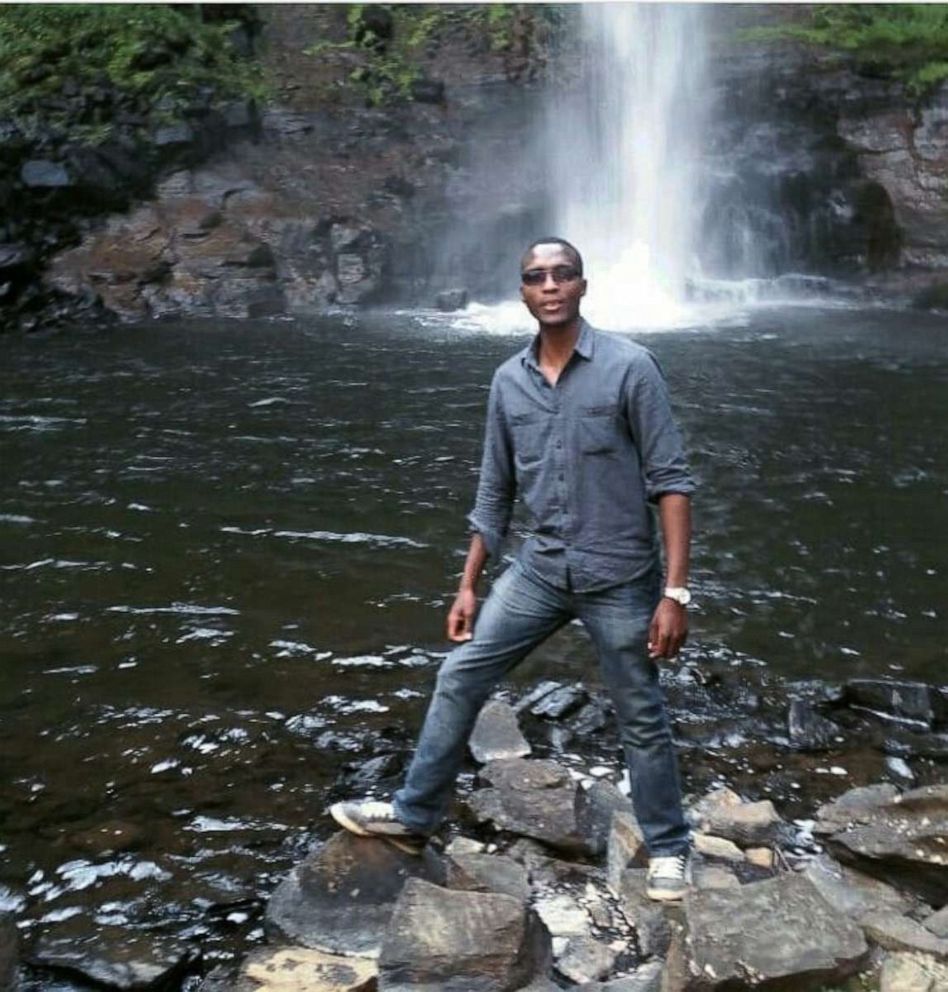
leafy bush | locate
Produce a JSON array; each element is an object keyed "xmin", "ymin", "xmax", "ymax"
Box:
[
  {"xmin": 740, "ymin": 4, "xmax": 948, "ymax": 95},
  {"xmin": 0, "ymin": 4, "xmax": 265, "ymax": 127}
]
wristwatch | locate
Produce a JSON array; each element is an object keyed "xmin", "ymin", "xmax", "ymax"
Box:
[{"xmin": 663, "ymin": 586, "xmax": 691, "ymax": 607}]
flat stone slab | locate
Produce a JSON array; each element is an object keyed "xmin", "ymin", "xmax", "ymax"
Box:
[
  {"xmin": 469, "ymin": 699, "xmax": 531, "ymax": 763},
  {"xmin": 861, "ymin": 910, "xmax": 948, "ymax": 959},
  {"xmin": 445, "ymin": 852, "xmax": 530, "ymax": 903},
  {"xmin": 683, "ymin": 873, "xmax": 868, "ymax": 989},
  {"xmin": 703, "ymin": 799, "xmax": 784, "ymax": 847},
  {"xmin": 379, "ymin": 877, "xmax": 551, "ymax": 992},
  {"xmin": 238, "ymin": 947, "xmax": 377, "ymax": 991},
  {"xmin": 693, "ymin": 833, "xmax": 744, "ymax": 862},
  {"xmin": 879, "ymin": 951, "xmax": 948, "ymax": 992},
  {"xmin": 265, "ymin": 831, "xmax": 443, "ymax": 958},
  {"xmin": 814, "ymin": 783, "xmax": 948, "ymax": 904},
  {"xmin": 470, "ymin": 759, "xmax": 589, "ymax": 855},
  {"xmin": 555, "ymin": 936, "xmax": 617, "ymax": 984},
  {"xmin": 803, "ymin": 852, "xmax": 916, "ymax": 922}
]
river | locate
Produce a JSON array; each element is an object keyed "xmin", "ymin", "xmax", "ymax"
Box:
[{"xmin": 1, "ymin": 303, "xmax": 946, "ymax": 982}]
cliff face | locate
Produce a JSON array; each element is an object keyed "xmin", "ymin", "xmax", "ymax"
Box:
[{"xmin": 9, "ymin": 5, "xmax": 948, "ymax": 328}]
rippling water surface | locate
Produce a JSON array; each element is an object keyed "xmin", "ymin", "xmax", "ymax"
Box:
[{"xmin": 1, "ymin": 306, "xmax": 945, "ymax": 977}]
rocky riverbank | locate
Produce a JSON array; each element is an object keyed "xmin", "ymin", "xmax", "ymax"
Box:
[{"xmin": 8, "ymin": 670, "xmax": 948, "ymax": 991}]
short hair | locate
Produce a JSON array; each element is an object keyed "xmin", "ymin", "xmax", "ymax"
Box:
[{"xmin": 521, "ymin": 237, "xmax": 583, "ymax": 275}]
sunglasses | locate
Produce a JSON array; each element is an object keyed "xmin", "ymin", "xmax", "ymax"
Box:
[{"xmin": 521, "ymin": 266, "xmax": 581, "ymax": 286}]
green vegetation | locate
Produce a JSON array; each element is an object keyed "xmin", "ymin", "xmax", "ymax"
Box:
[
  {"xmin": 0, "ymin": 4, "xmax": 266, "ymax": 137},
  {"xmin": 306, "ymin": 4, "xmax": 565, "ymax": 107},
  {"xmin": 741, "ymin": 5, "xmax": 948, "ymax": 95}
]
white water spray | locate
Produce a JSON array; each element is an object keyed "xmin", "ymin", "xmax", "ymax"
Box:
[{"xmin": 548, "ymin": 3, "xmax": 708, "ymax": 328}]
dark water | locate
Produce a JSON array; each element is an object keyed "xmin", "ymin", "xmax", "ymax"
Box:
[{"xmin": 1, "ymin": 305, "xmax": 945, "ymax": 975}]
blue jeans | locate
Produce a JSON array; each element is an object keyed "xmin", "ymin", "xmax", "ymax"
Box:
[{"xmin": 393, "ymin": 560, "xmax": 690, "ymax": 856}]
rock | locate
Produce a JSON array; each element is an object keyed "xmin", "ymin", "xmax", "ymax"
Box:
[
  {"xmin": 153, "ymin": 123, "xmax": 195, "ymax": 148},
  {"xmin": 880, "ymin": 951, "xmax": 948, "ymax": 992},
  {"xmin": 469, "ymin": 699, "xmax": 531, "ymax": 763},
  {"xmin": 570, "ymin": 700, "xmax": 610, "ymax": 737},
  {"xmin": 844, "ymin": 678, "xmax": 934, "ymax": 729},
  {"xmin": 862, "ymin": 911, "xmax": 948, "ymax": 958},
  {"xmin": 683, "ymin": 874, "xmax": 869, "ymax": 989},
  {"xmin": 533, "ymin": 893, "xmax": 589, "ymax": 940},
  {"xmin": 265, "ymin": 832, "xmax": 443, "ymax": 957},
  {"xmin": 615, "ymin": 869, "xmax": 672, "ymax": 959},
  {"xmin": 0, "ymin": 912, "xmax": 17, "ymax": 991},
  {"xmin": 743, "ymin": 847, "xmax": 774, "ymax": 870},
  {"xmin": 378, "ymin": 877, "xmax": 551, "ymax": 992},
  {"xmin": 411, "ymin": 78, "xmax": 446, "ymax": 105},
  {"xmin": 704, "ymin": 799, "xmax": 785, "ymax": 848},
  {"xmin": 555, "ymin": 936, "xmax": 617, "ymax": 984},
  {"xmin": 579, "ymin": 780, "xmax": 635, "ymax": 856},
  {"xmin": 531, "ymin": 683, "xmax": 587, "ymax": 719},
  {"xmin": 923, "ymin": 904, "xmax": 948, "ymax": 937},
  {"xmin": 434, "ymin": 288, "xmax": 469, "ymax": 311},
  {"xmin": 591, "ymin": 961, "xmax": 663, "ymax": 991},
  {"xmin": 803, "ymin": 852, "xmax": 915, "ymax": 922},
  {"xmin": 814, "ymin": 784, "xmax": 948, "ymax": 905},
  {"xmin": 692, "ymin": 833, "xmax": 744, "ymax": 863},
  {"xmin": 21, "ymin": 159, "xmax": 72, "ymax": 188},
  {"xmin": 0, "ymin": 243, "xmax": 33, "ymax": 275},
  {"xmin": 685, "ymin": 785, "xmax": 743, "ymax": 828},
  {"xmin": 444, "ymin": 835, "xmax": 485, "ymax": 857},
  {"xmin": 693, "ymin": 864, "xmax": 741, "ymax": 890},
  {"xmin": 886, "ymin": 755, "xmax": 916, "ymax": 783},
  {"xmin": 788, "ymin": 698, "xmax": 842, "ymax": 750},
  {"xmin": 470, "ymin": 758, "xmax": 590, "ymax": 855},
  {"xmin": 445, "ymin": 852, "xmax": 530, "ymax": 902},
  {"xmin": 237, "ymin": 946, "xmax": 377, "ymax": 991},
  {"xmin": 607, "ymin": 809, "xmax": 648, "ymax": 889},
  {"xmin": 514, "ymin": 681, "xmax": 562, "ymax": 713},
  {"xmin": 30, "ymin": 929, "xmax": 195, "ymax": 990}
]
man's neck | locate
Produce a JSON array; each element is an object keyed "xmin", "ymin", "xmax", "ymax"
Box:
[{"xmin": 537, "ymin": 316, "xmax": 581, "ymax": 370}]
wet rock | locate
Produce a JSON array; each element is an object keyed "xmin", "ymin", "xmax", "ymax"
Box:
[
  {"xmin": 703, "ymin": 798, "xmax": 785, "ymax": 848},
  {"xmin": 236, "ymin": 946, "xmax": 376, "ymax": 991},
  {"xmin": 21, "ymin": 159, "xmax": 72, "ymax": 188},
  {"xmin": 802, "ymin": 852, "xmax": 915, "ymax": 922},
  {"xmin": 378, "ymin": 877, "xmax": 551, "ymax": 992},
  {"xmin": 692, "ymin": 833, "xmax": 744, "ymax": 863},
  {"xmin": 861, "ymin": 910, "xmax": 948, "ymax": 958},
  {"xmin": 265, "ymin": 831, "xmax": 443, "ymax": 957},
  {"xmin": 844, "ymin": 678, "xmax": 934, "ymax": 729},
  {"xmin": 880, "ymin": 952, "xmax": 948, "ymax": 992},
  {"xmin": 469, "ymin": 699, "xmax": 531, "ymax": 763},
  {"xmin": 682, "ymin": 874, "xmax": 868, "ymax": 990},
  {"xmin": 434, "ymin": 288, "xmax": 469, "ymax": 311},
  {"xmin": 531, "ymin": 683, "xmax": 587, "ymax": 719},
  {"xmin": 410, "ymin": 78, "xmax": 446, "ymax": 105},
  {"xmin": 570, "ymin": 700, "xmax": 611, "ymax": 737},
  {"xmin": 615, "ymin": 869, "xmax": 671, "ymax": 959},
  {"xmin": 579, "ymin": 780, "xmax": 635, "ymax": 856},
  {"xmin": 607, "ymin": 810, "xmax": 647, "ymax": 889},
  {"xmin": 814, "ymin": 784, "xmax": 948, "ymax": 905},
  {"xmin": 555, "ymin": 936, "xmax": 617, "ymax": 984},
  {"xmin": 30, "ymin": 929, "xmax": 195, "ymax": 990},
  {"xmin": 886, "ymin": 755, "xmax": 916, "ymax": 783},
  {"xmin": 514, "ymin": 681, "xmax": 562, "ymax": 713},
  {"xmin": 445, "ymin": 852, "xmax": 530, "ymax": 903},
  {"xmin": 788, "ymin": 697, "xmax": 842, "ymax": 750},
  {"xmin": 0, "ymin": 242, "xmax": 33, "ymax": 275},
  {"xmin": 470, "ymin": 758, "xmax": 590, "ymax": 855},
  {"xmin": 0, "ymin": 912, "xmax": 17, "ymax": 991}
]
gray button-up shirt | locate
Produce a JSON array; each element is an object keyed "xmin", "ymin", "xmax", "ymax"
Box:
[{"xmin": 467, "ymin": 319, "xmax": 696, "ymax": 592}]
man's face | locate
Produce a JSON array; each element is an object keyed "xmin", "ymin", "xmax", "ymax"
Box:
[{"xmin": 520, "ymin": 244, "xmax": 586, "ymax": 328}]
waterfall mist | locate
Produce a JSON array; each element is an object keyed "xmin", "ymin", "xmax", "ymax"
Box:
[{"xmin": 547, "ymin": 3, "xmax": 709, "ymax": 328}]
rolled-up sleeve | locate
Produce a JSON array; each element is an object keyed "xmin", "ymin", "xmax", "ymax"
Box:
[
  {"xmin": 625, "ymin": 352, "xmax": 696, "ymax": 503},
  {"xmin": 466, "ymin": 375, "xmax": 515, "ymax": 558}
]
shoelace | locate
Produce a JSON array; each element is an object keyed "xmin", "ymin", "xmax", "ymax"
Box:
[{"xmin": 648, "ymin": 854, "xmax": 688, "ymax": 880}]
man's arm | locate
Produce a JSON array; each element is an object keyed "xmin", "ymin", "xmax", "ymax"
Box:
[
  {"xmin": 446, "ymin": 533, "xmax": 489, "ymax": 642},
  {"xmin": 648, "ymin": 493, "xmax": 691, "ymax": 659}
]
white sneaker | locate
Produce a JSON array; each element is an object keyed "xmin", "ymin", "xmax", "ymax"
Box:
[
  {"xmin": 646, "ymin": 852, "xmax": 692, "ymax": 901},
  {"xmin": 329, "ymin": 799, "xmax": 427, "ymax": 855}
]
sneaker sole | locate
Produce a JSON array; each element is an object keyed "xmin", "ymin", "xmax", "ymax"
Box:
[
  {"xmin": 329, "ymin": 804, "xmax": 425, "ymax": 856},
  {"xmin": 646, "ymin": 886, "xmax": 687, "ymax": 902}
]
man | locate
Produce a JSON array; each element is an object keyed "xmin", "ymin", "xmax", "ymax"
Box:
[{"xmin": 331, "ymin": 238, "xmax": 695, "ymax": 901}]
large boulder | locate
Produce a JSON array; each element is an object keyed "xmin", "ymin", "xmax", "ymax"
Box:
[
  {"xmin": 378, "ymin": 877, "xmax": 551, "ymax": 991},
  {"xmin": 469, "ymin": 699, "xmax": 531, "ymax": 764},
  {"xmin": 843, "ymin": 679, "xmax": 936, "ymax": 729},
  {"xmin": 879, "ymin": 951, "xmax": 948, "ymax": 992},
  {"xmin": 802, "ymin": 852, "xmax": 917, "ymax": 923},
  {"xmin": 681, "ymin": 873, "xmax": 869, "ymax": 990},
  {"xmin": 468, "ymin": 758, "xmax": 591, "ymax": 855},
  {"xmin": 265, "ymin": 832, "xmax": 443, "ymax": 958},
  {"xmin": 814, "ymin": 783, "xmax": 948, "ymax": 904}
]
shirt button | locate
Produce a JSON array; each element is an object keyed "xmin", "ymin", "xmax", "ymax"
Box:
[{"xmin": 556, "ymin": 440, "xmax": 563, "ymax": 448}]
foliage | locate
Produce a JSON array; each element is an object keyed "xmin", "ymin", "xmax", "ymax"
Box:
[
  {"xmin": 740, "ymin": 5, "xmax": 948, "ymax": 95},
  {"xmin": 305, "ymin": 4, "xmax": 561, "ymax": 107},
  {"xmin": 0, "ymin": 4, "xmax": 266, "ymax": 135}
]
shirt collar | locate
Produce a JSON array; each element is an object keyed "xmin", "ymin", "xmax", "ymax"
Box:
[{"xmin": 522, "ymin": 317, "xmax": 595, "ymax": 370}]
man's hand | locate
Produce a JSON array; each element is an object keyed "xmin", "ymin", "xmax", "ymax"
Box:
[
  {"xmin": 447, "ymin": 588, "xmax": 477, "ymax": 642},
  {"xmin": 648, "ymin": 598, "xmax": 688, "ymax": 660}
]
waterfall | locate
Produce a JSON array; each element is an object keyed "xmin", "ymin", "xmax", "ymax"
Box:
[{"xmin": 548, "ymin": 3, "xmax": 708, "ymax": 328}]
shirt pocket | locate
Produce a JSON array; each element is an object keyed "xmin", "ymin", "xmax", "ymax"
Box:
[
  {"xmin": 579, "ymin": 404, "xmax": 619, "ymax": 455},
  {"xmin": 509, "ymin": 410, "xmax": 546, "ymax": 469}
]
